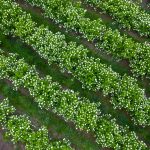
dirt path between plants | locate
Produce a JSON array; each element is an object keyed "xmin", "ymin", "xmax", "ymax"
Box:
[
  {"xmin": 4, "ymin": 0, "xmax": 150, "ymax": 147},
  {"xmin": 2, "ymin": 59, "xmax": 150, "ymax": 148},
  {"xmin": 2, "ymin": 79, "xmax": 106, "ymax": 150},
  {"xmin": 141, "ymin": 0, "xmax": 150, "ymax": 10},
  {"xmin": 0, "ymin": 130, "xmax": 14, "ymax": 150},
  {"xmin": 80, "ymin": 0, "xmax": 150, "ymax": 43},
  {"xmin": 16, "ymin": 0, "xmax": 150, "ymax": 96},
  {"xmin": 16, "ymin": 0, "xmax": 131, "ymax": 71}
]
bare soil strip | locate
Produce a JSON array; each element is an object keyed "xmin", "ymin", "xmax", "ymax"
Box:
[{"xmin": 80, "ymin": 0, "xmax": 150, "ymax": 42}]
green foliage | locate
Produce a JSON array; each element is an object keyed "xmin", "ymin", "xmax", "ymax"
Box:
[
  {"xmin": 0, "ymin": 0, "xmax": 149, "ymax": 149},
  {"xmin": 0, "ymin": 49, "xmax": 147, "ymax": 149},
  {"xmin": 6, "ymin": 115, "xmax": 32, "ymax": 143},
  {"xmin": 0, "ymin": 99, "xmax": 15, "ymax": 125},
  {"xmin": 24, "ymin": 0, "xmax": 150, "ymax": 77},
  {"xmin": 85, "ymin": 0, "xmax": 150, "ymax": 36},
  {"xmin": 0, "ymin": 99, "xmax": 73, "ymax": 150},
  {"xmin": 0, "ymin": 0, "xmax": 150, "ymax": 126}
]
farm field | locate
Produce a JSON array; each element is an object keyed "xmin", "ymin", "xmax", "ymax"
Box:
[{"xmin": 0, "ymin": 0, "xmax": 150, "ymax": 149}]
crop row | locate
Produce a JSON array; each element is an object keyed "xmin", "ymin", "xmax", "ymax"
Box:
[
  {"xmin": 0, "ymin": 49, "xmax": 147, "ymax": 149},
  {"xmin": 0, "ymin": 98, "xmax": 72, "ymax": 150},
  {"xmin": 0, "ymin": 0, "xmax": 150, "ymax": 126},
  {"xmin": 24, "ymin": 0, "xmax": 150, "ymax": 77},
  {"xmin": 84, "ymin": 0, "xmax": 150, "ymax": 36}
]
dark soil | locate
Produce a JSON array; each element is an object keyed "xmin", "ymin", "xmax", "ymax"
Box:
[
  {"xmin": 0, "ymin": 130, "xmax": 14, "ymax": 150},
  {"xmin": 81, "ymin": 0, "xmax": 150, "ymax": 42},
  {"xmin": 141, "ymin": 0, "xmax": 150, "ymax": 10}
]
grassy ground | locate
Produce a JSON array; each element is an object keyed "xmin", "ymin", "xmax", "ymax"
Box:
[
  {"xmin": 17, "ymin": 1, "xmax": 150, "ymax": 96},
  {"xmin": 0, "ymin": 80, "xmax": 102, "ymax": 150},
  {"xmin": 0, "ymin": 0, "xmax": 150, "ymax": 147},
  {"xmin": 17, "ymin": 0, "xmax": 129, "ymax": 76},
  {"xmin": 0, "ymin": 30, "xmax": 150, "ymax": 147},
  {"xmin": 81, "ymin": 0, "xmax": 150, "ymax": 42}
]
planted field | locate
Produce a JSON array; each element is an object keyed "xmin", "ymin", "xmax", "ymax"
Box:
[{"xmin": 0, "ymin": 0, "xmax": 150, "ymax": 149}]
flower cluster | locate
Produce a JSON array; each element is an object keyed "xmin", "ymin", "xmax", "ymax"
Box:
[
  {"xmin": 0, "ymin": 99, "xmax": 73, "ymax": 150},
  {"xmin": 0, "ymin": 52, "xmax": 100, "ymax": 133},
  {"xmin": 0, "ymin": 0, "xmax": 150, "ymax": 126},
  {"xmin": 85, "ymin": 0, "xmax": 150, "ymax": 36},
  {"xmin": 24, "ymin": 0, "xmax": 150, "ymax": 77},
  {"xmin": 0, "ymin": 98, "xmax": 15, "ymax": 125},
  {"xmin": 0, "ymin": 51, "xmax": 147, "ymax": 149}
]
